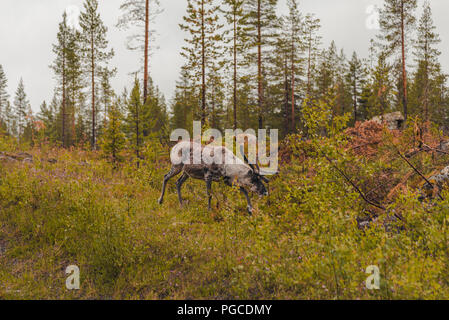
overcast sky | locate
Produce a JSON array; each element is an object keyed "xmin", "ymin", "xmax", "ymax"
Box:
[{"xmin": 0, "ymin": 0, "xmax": 448, "ymax": 112}]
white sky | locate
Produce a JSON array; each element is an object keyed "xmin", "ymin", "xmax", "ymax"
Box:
[{"xmin": 0, "ymin": 0, "xmax": 448, "ymax": 112}]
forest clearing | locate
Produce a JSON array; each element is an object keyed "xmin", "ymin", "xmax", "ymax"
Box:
[
  {"xmin": 2, "ymin": 118, "xmax": 449, "ymax": 299},
  {"xmin": 1, "ymin": 0, "xmax": 449, "ymax": 301}
]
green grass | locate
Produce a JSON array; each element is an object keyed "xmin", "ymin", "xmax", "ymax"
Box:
[{"xmin": 1, "ymin": 137, "xmax": 449, "ymax": 300}]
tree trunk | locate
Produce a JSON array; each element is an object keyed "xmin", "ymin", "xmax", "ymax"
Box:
[
  {"xmin": 233, "ymin": 7, "xmax": 237, "ymax": 130},
  {"xmin": 71, "ymin": 85, "xmax": 76, "ymax": 146},
  {"xmin": 307, "ymin": 36, "xmax": 312, "ymax": 97},
  {"xmin": 91, "ymin": 33, "xmax": 96, "ymax": 149},
  {"xmin": 212, "ymin": 85, "xmax": 216, "ymax": 128},
  {"xmin": 257, "ymin": 0, "xmax": 263, "ymax": 130},
  {"xmin": 143, "ymin": 0, "xmax": 149, "ymax": 104},
  {"xmin": 62, "ymin": 49, "xmax": 66, "ymax": 148},
  {"xmin": 291, "ymin": 32, "xmax": 295, "ymax": 133},
  {"xmin": 400, "ymin": 1, "xmax": 408, "ymax": 125},
  {"xmin": 284, "ymin": 54, "xmax": 289, "ymax": 133},
  {"xmin": 136, "ymin": 103, "xmax": 140, "ymax": 168},
  {"xmin": 423, "ymin": 37, "xmax": 429, "ymax": 133},
  {"xmin": 353, "ymin": 77, "xmax": 357, "ymax": 124},
  {"xmin": 201, "ymin": 0, "xmax": 206, "ymax": 126}
]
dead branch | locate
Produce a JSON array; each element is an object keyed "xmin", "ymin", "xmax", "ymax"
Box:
[
  {"xmin": 322, "ymin": 153, "xmax": 386, "ymax": 211},
  {"xmin": 396, "ymin": 148, "xmax": 444, "ymax": 201}
]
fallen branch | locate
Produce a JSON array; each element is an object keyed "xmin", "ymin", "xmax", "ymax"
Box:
[
  {"xmin": 422, "ymin": 143, "xmax": 449, "ymax": 156},
  {"xmin": 396, "ymin": 148, "xmax": 444, "ymax": 201},
  {"xmin": 322, "ymin": 153, "xmax": 386, "ymax": 211}
]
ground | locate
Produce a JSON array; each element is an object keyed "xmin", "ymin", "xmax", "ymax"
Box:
[{"xmin": 1, "ymin": 123, "xmax": 449, "ymax": 299}]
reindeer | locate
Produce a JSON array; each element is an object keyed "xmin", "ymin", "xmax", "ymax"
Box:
[{"xmin": 158, "ymin": 141, "xmax": 269, "ymax": 214}]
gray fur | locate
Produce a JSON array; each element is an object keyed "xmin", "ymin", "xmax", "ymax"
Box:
[{"xmin": 158, "ymin": 141, "xmax": 268, "ymax": 214}]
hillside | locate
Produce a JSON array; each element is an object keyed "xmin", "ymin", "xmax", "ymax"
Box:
[{"xmin": 2, "ymin": 121, "xmax": 449, "ymax": 300}]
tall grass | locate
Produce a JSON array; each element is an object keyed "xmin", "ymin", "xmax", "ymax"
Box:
[{"xmin": 1, "ymin": 134, "xmax": 449, "ymax": 299}]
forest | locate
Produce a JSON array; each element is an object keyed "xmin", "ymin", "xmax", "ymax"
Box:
[{"xmin": 1, "ymin": 0, "xmax": 449, "ymax": 300}]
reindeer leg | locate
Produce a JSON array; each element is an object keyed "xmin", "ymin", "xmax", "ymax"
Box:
[
  {"xmin": 158, "ymin": 165, "xmax": 182, "ymax": 205},
  {"xmin": 240, "ymin": 187, "xmax": 253, "ymax": 215},
  {"xmin": 176, "ymin": 173, "xmax": 189, "ymax": 206},
  {"xmin": 205, "ymin": 175, "xmax": 213, "ymax": 211}
]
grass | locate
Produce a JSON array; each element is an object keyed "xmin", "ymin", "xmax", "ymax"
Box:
[{"xmin": 1, "ymin": 133, "xmax": 449, "ymax": 300}]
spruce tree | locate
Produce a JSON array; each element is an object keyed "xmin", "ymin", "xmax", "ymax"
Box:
[
  {"xmin": 346, "ymin": 52, "xmax": 366, "ymax": 124},
  {"xmin": 125, "ymin": 79, "xmax": 144, "ymax": 165},
  {"xmin": 100, "ymin": 102, "xmax": 126, "ymax": 165},
  {"xmin": 79, "ymin": 0, "xmax": 115, "ymax": 149},
  {"xmin": 412, "ymin": 1, "xmax": 441, "ymax": 128},
  {"xmin": 37, "ymin": 100, "xmax": 58, "ymax": 143},
  {"xmin": 13, "ymin": 79, "xmax": 31, "ymax": 142},
  {"xmin": 99, "ymin": 66, "xmax": 116, "ymax": 131},
  {"xmin": 369, "ymin": 52, "xmax": 393, "ymax": 117},
  {"xmin": 316, "ymin": 42, "xmax": 338, "ymax": 101},
  {"xmin": 0, "ymin": 65, "xmax": 9, "ymax": 126},
  {"xmin": 142, "ymin": 77, "xmax": 168, "ymax": 140},
  {"xmin": 171, "ymin": 69, "xmax": 194, "ymax": 132}
]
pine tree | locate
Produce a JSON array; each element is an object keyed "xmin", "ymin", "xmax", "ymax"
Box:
[
  {"xmin": 245, "ymin": 0, "xmax": 278, "ymax": 129},
  {"xmin": 269, "ymin": 34, "xmax": 292, "ymax": 137},
  {"xmin": 2, "ymin": 101, "xmax": 14, "ymax": 135},
  {"xmin": 283, "ymin": 0, "xmax": 303, "ymax": 132},
  {"xmin": 117, "ymin": 0, "xmax": 163, "ymax": 103},
  {"xmin": 179, "ymin": 0, "xmax": 223, "ymax": 126},
  {"xmin": 13, "ymin": 79, "xmax": 31, "ymax": 142},
  {"xmin": 378, "ymin": 0, "xmax": 417, "ymax": 123},
  {"xmin": 221, "ymin": 0, "xmax": 249, "ymax": 130},
  {"xmin": 79, "ymin": 0, "xmax": 115, "ymax": 149},
  {"xmin": 206, "ymin": 35, "xmax": 226, "ymax": 130},
  {"xmin": 65, "ymin": 29, "xmax": 85, "ymax": 146},
  {"xmin": 0, "ymin": 65, "xmax": 9, "ymax": 127},
  {"xmin": 303, "ymin": 14, "xmax": 321, "ymax": 98},
  {"xmin": 51, "ymin": 13, "xmax": 72, "ymax": 147}
]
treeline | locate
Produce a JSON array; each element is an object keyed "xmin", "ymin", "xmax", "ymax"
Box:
[
  {"xmin": 1, "ymin": 0, "xmax": 449, "ymax": 156},
  {"xmin": 0, "ymin": 0, "xmax": 168, "ymax": 156},
  {"xmin": 172, "ymin": 0, "xmax": 449, "ymax": 136}
]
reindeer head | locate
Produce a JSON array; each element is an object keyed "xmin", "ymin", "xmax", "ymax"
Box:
[{"xmin": 240, "ymin": 146, "xmax": 269, "ymax": 197}]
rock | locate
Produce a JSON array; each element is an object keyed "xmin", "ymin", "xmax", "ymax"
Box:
[
  {"xmin": 421, "ymin": 165, "xmax": 449, "ymax": 199},
  {"xmin": 0, "ymin": 151, "xmax": 58, "ymax": 164},
  {"xmin": 0, "ymin": 152, "xmax": 18, "ymax": 162},
  {"xmin": 16, "ymin": 152, "xmax": 33, "ymax": 159},
  {"xmin": 439, "ymin": 140, "xmax": 449, "ymax": 153},
  {"xmin": 371, "ymin": 112, "xmax": 405, "ymax": 130},
  {"xmin": 357, "ymin": 213, "xmax": 403, "ymax": 232}
]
